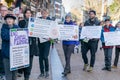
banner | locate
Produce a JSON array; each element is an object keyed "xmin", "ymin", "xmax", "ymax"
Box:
[
  {"xmin": 59, "ymin": 25, "xmax": 79, "ymax": 41},
  {"xmin": 104, "ymin": 31, "xmax": 120, "ymax": 46},
  {"xmin": 80, "ymin": 26, "xmax": 102, "ymax": 39},
  {"xmin": 10, "ymin": 28, "xmax": 29, "ymax": 71},
  {"xmin": 28, "ymin": 17, "xmax": 59, "ymax": 40}
]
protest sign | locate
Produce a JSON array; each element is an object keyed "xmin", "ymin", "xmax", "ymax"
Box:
[
  {"xmin": 28, "ymin": 17, "xmax": 59, "ymax": 39},
  {"xmin": 80, "ymin": 26, "xmax": 102, "ymax": 39},
  {"xmin": 10, "ymin": 28, "xmax": 29, "ymax": 71},
  {"xmin": 13, "ymin": 7, "xmax": 20, "ymax": 14},
  {"xmin": 104, "ymin": 31, "xmax": 120, "ymax": 46},
  {"xmin": 59, "ymin": 25, "xmax": 79, "ymax": 41}
]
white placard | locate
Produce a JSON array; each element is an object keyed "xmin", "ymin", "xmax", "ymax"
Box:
[
  {"xmin": 13, "ymin": 7, "xmax": 20, "ymax": 14},
  {"xmin": 80, "ymin": 26, "xmax": 102, "ymax": 39},
  {"xmin": 59, "ymin": 25, "xmax": 79, "ymax": 41},
  {"xmin": 28, "ymin": 17, "xmax": 59, "ymax": 40},
  {"xmin": 104, "ymin": 31, "xmax": 120, "ymax": 46},
  {"xmin": 10, "ymin": 29, "xmax": 29, "ymax": 71}
]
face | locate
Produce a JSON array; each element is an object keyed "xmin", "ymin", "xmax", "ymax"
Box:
[
  {"xmin": 41, "ymin": 10, "xmax": 48, "ymax": 19},
  {"xmin": 6, "ymin": 18, "xmax": 15, "ymax": 25},
  {"xmin": 89, "ymin": 12, "xmax": 95, "ymax": 19},
  {"xmin": 117, "ymin": 23, "xmax": 120, "ymax": 28},
  {"xmin": 105, "ymin": 21, "xmax": 110, "ymax": 26},
  {"xmin": 18, "ymin": 17, "xmax": 23, "ymax": 21},
  {"xmin": 25, "ymin": 11, "xmax": 32, "ymax": 19},
  {"xmin": 0, "ymin": 7, "xmax": 8, "ymax": 17},
  {"xmin": 65, "ymin": 16, "xmax": 71, "ymax": 22}
]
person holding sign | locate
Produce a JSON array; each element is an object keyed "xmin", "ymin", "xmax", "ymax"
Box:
[
  {"xmin": 81, "ymin": 10, "xmax": 100, "ymax": 72},
  {"xmin": 0, "ymin": 6, "xmax": 8, "ymax": 78},
  {"xmin": 1, "ymin": 14, "xmax": 19, "ymax": 80},
  {"xmin": 101, "ymin": 19, "xmax": 115, "ymax": 71},
  {"xmin": 62, "ymin": 14, "xmax": 78, "ymax": 76},
  {"xmin": 38, "ymin": 8, "xmax": 51, "ymax": 78},
  {"xmin": 112, "ymin": 22, "xmax": 120, "ymax": 68},
  {"xmin": 18, "ymin": 9, "xmax": 37, "ymax": 80}
]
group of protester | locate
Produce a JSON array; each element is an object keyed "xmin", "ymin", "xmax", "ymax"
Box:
[
  {"xmin": 62, "ymin": 10, "xmax": 120, "ymax": 76},
  {"xmin": 0, "ymin": 5, "xmax": 120, "ymax": 80},
  {"xmin": 0, "ymin": 6, "xmax": 52, "ymax": 80}
]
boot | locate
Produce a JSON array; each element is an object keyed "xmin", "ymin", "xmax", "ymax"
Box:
[
  {"xmin": 45, "ymin": 71, "xmax": 49, "ymax": 78},
  {"xmin": 62, "ymin": 68, "xmax": 71, "ymax": 76},
  {"xmin": 83, "ymin": 64, "xmax": 89, "ymax": 71}
]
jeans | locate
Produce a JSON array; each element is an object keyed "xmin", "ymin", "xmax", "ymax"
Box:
[
  {"xmin": 18, "ymin": 56, "xmax": 34, "ymax": 79},
  {"xmin": 63, "ymin": 44, "xmax": 75, "ymax": 70},
  {"xmin": 3, "ymin": 58, "xmax": 17, "ymax": 80},
  {"xmin": 38, "ymin": 41, "xmax": 50, "ymax": 74},
  {"xmin": 103, "ymin": 48, "xmax": 113, "ymax": 68},
  {"xmin": 113, "ymin": 47, "xmax": 120, "ymax": 66},
  {"xmin": 81, "ymin": 40, "xmax": 98, "ymax": 67}
]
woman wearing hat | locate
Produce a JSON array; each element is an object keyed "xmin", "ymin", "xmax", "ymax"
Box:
[
  {"xmin": 100, "ymin": 19, "xmax": 115, "ymax": 71},
  {"xmin": 62, "ymin": 14, "xmax": 78, "ymax": 76},
  {"xmin": 1, "ymin": 14, "xmax": 19, "ymax": 80}
]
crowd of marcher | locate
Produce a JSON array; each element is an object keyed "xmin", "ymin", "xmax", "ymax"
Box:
[{"xmin": 0, "ymin": 5, "xmax": 120, "ymax": 80}]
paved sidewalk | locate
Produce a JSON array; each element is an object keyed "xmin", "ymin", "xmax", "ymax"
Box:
[{"xmin": 56, "ymin": 42, "xmax": 120, "ymax": 80}]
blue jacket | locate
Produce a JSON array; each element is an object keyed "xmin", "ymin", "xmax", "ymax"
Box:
[
  {"xmin": 1, "ymin": 24, "xmax": 19, "ymax": 59},
  {"xmin": 63, "ymin": 20, "xmax": 78, "ymax": 45},
  {"xmin": 100, "ymin": 25, "xmax": 115, "ymax": 43}
]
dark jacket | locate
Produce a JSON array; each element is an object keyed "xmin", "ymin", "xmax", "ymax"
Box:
[
  {"xmin": 83, "ymin": 17, "xmax": 100, "ymax": 42},
  {"xmin": 1, "ymin": 24, "xmax": 19, "ymax": 59},
  {"xmin": 62, "ymin": 20, "xmax": 78, "ymax": 45},
  {"xmin": 19, "ymin": 18, "xmax": 38, "ymax": 56},
  {"xmin": 84, "ymin": 17, "xmax": 100, "ymax": 26}
]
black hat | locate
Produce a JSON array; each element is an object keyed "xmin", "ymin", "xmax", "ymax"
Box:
[
  {"xmin": 4, "ymin": 14, "xmax": 16, "ymax": 20},
  {"xmin": 105, "ymin": 19, "xmax": 110, "ymax": 22},
  {"xmin": 89, "ymin": 10, "xmax": 96, "ymax": 15}
]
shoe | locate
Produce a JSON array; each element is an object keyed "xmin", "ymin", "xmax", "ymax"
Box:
[
  {"xmin": 62, "ymin": 70, "xmax": 71, "ymax": 76},
  {"xmin": 87, "ymin": 67, "xmax": 93, "ymax": 72},
  {"xmin": 107, "ymin": 68, "xmax": 111, "ymax": 71},
  {"xmin": 45, "ymin": 72, "xmax": 49, "ymax": 78},
  {"xmin": 112, "ymin": 65, "xmax": 117, "ymax": 69},
  {"xmin": 38, "ymin": 73, "xmax": 44, "ymax": 79},
  {"xmin": 102, "ymin": 67, "xmax": 108, "ymax": 70},
  {"xmin": 83, "ymin": 64, "xmax": 89, "ymax": 71}
]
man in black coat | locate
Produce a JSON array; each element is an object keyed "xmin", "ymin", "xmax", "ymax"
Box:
[{"xmin": 81, "ymin": 10, "xmax": 100, "ymax": 72}]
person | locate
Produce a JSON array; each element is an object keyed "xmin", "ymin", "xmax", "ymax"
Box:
[
  {"xmin": 101, "ymin": 19, "xmax": 115, "ymax": 71},
  {"xmin": 0, "ymin": 5, "xmax": 8, "ymax": 78},
  {"xmin": 1, "ymin": 14, "xmax": 19, "ymax": 80},
  {"xmin": 62, "ymin": 14, "xmax": 78, "ymax": 76},
  {"xmin": 81, "ymin": 10, "xmax": 100, "ymax": 72},
  {"xmin": 18, "ymin": 9, "xmax": 37, "ymax": 80},
  {"xmin": 18, "ymin": 13, "xmax": 24, "ymax": 22},
  {"xmin": 38, "ymin": 8, "xmax": 51, "ymax": 78},
  {"xmin": 112, "ymin": 22, "xmax": 120, "ymax": 68}
]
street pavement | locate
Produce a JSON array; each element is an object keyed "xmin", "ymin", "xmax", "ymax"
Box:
[
  {"xmin": 16, "ymin": 42, "xmax": 120, "ymax": 80},
  {"xmin": 56, "ymin": 42, "xmax": 120, "ymax": 80}
]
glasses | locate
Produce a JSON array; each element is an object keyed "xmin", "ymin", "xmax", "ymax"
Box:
[{"xmin": 1, "ymin": 10, "xmax": 7, "ymax": 12}]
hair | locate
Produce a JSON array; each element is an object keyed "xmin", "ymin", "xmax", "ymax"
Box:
[
  {"xmin": 41, "ymin": 8, "xmax": 49, "ymax": 13},
  {"xmin": 23, "ymin": 9, "xmax": 32, "ymax": 18},
  {"xmin": 89, "ymin": 10, "xmax": 96, "ymax": 15}
]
